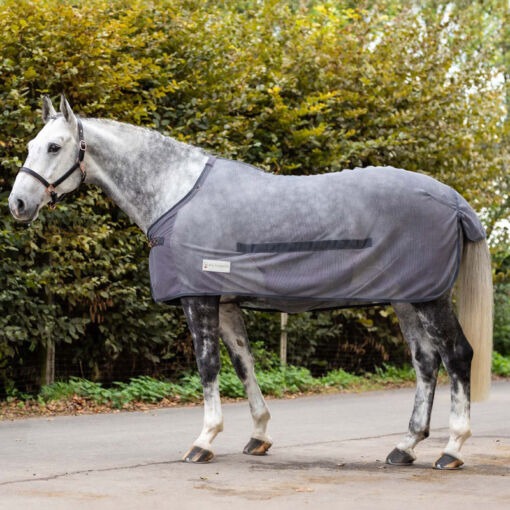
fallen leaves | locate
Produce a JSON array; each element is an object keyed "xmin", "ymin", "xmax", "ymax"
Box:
[{"xmin": 0, "ymin": 395, "xmax": 187, "ymax": 421}]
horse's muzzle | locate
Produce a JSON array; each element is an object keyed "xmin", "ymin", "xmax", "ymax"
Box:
[{"xmin": 8, "ymin": 192, "xmax": 39, "ymax": 223}]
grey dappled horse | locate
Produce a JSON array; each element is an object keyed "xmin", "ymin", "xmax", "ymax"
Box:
[{"xmin": 9, "ymin": 96, "xmax": 493, "ymax": 469}]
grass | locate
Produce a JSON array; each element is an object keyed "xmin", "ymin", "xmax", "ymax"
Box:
[{"xmin": 1, "ymin": 353, "xmax": 509, "ymax": 419}]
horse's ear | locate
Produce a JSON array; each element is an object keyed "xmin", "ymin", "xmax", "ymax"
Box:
[
  {"xmin": 60, "ymin": 94, "xmax": 78, "ymax": 131},
  {"xmin": 42, "ymin": 95, "xmax": 57, "ymax": 124}
]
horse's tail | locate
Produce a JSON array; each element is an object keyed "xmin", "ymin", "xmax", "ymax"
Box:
[{"xmin": 456, "ymin": 238, "xmax": 493, "ymax": 402}]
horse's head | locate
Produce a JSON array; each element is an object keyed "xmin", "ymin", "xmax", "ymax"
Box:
[{"xmin": 9, "ymin": 95, "xmax": 86, "ymax": 223}]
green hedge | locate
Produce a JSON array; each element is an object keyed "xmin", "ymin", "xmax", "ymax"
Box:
[{"xmin": 0, "ymin": 0, "xmax": 508, "ymax": 392}]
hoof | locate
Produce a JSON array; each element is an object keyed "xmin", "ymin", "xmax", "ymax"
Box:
[
  {"xmin": 386, "ymin": 448, "xmax": 415, "ymax": 466},
  {"xmin": 243, "ymin": 437, "xmax": 272, "ymax": 456},
  {"xmin": 183, "ymin": 446, "xmax": 214, "ymax": 463},
  {"xmin": 434, "ymin": 453, "xmax": 464, "ymax": 470}
]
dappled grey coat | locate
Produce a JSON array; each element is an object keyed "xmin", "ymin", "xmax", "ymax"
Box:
[{"xmin": 148, "ymin": 157, "xmax": 485, "ymax": 313}]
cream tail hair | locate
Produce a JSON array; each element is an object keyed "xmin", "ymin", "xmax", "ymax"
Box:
[{"xmin": 456, "ymin": 239, "xmax": 493, "ymax": 402}]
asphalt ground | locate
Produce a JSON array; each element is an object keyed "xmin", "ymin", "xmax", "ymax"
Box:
[{"xmin": 1, "ymin": 380, "xmax": 509, "ymax": 510}]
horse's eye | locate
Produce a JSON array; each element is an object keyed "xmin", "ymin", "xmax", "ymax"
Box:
[{"xmin": 48, "ymin": 143, "xmax": 61, "ymax": 153}]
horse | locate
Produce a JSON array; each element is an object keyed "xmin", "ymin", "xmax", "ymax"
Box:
[{"xmin": 9, "ymin": 95, "xmax": 493, "ymax": 469}]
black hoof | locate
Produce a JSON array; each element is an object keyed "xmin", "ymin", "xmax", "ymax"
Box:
[
  {"xmin": 386, "ymin": 448, "xmax": 415, "ymax": 466},
  {"xmin": 243, "ymin": 437, "xmax": 272, "ymax": 456},
  {"xmin": 434, "ymin": 453, "xmax": 464, "ymax": 470},
  {"xmin": 183, "ymin": 446, "xmax": 214, "ymax": 463}
]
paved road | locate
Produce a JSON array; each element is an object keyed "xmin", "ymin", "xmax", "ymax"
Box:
[{"xmin": 1, "ymin": 381, "xmax": 509, "ymax": 509}]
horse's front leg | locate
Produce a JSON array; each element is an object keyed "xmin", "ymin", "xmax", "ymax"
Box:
[
  {"xmin": 219, "ymin": 302, "xmax": 272, "ymax": 455},
  {"xmin": 181, "ymin": 296, "xmax": 222, "ymax": 463}
]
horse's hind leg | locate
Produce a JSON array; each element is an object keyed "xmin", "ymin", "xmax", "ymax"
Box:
[
  {"xmin": 387, "ymin": 302, "xmax": 442, "ymax": 466},
  {"xmin": 181, "ymin": 296, "xmax": 223, "ymax": 463},
  {"xmin": 219, "ymin": 303, "xmax": 272, "ymax": 455},
  {"xmin": 390, "ymin": 296, "xmax": 473, "ymax": 469},
  {"xmin": 415, "ymin": 295, "xmax": 473, "ymax": 469}
]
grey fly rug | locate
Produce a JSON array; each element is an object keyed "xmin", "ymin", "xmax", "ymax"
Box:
[{"xmin": 148, "ymin": 157, "xmax": 485, "ymax": 312}]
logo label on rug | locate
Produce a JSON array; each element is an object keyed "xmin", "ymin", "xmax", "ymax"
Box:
[{"xmin": 202, "ymin": 259, "xmax": 231, "ymax": 273}]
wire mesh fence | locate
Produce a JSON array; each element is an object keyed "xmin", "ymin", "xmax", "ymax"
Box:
[{"xmin": 1, "ymin": 308, "xmax": 411, "ymax": 398}]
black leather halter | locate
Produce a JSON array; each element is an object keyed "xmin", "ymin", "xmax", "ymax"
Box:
[{"xmin": 19, "ymin": 117, "xmax": 87, "ymax": 208}]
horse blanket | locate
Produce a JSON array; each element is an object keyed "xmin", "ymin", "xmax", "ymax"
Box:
[{"xmin": 148, "ymin": 157, "xmax": 485, "ymax": 312}]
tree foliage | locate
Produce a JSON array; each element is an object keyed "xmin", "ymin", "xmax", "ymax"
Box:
[{"xmin": 0, "ymin": 0, "xmax": 508, "ymax": 391}]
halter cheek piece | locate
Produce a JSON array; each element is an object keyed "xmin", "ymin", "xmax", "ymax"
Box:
[{"xmin": 19, "ymin": 117, "xmax": 87, "ymax": 209}]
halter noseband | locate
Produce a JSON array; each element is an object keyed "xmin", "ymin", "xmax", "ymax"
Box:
[{"xmin": 19, "ymin": 117, "xmax": 87, "ymax": 208}]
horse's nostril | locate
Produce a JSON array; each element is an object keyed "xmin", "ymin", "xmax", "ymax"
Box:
[{"xmin": 17, "ymin": 198, "xmax": 26, "ymax": 214}]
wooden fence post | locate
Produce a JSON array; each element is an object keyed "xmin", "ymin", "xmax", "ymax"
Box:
[
  {"xmin": 41, "ymin": 275, "xmax": 55, "ymax": 386},
  {"xmin": 280, "ymin": 312, "xmax": 288, "ymax": 366},
  {"xmin": 41, "ymin": 338, "xmax": 55, "ymax": 386}
]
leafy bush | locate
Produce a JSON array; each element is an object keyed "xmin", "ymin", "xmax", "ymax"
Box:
[
  {"xmin": 40, "ymin": 375, "xmax": 183, "ymax": 408},
  {"xmin": 494, "ymin": 284, "xmax": 510, "ymax": 355},
  {"xmin": 492, "ymin": 352, "xmax": 510, "ymax": 377},
  {"xmin": 319, "ymin": 369, "xmax": 364, "ymax": 389},
  {"xmin": 371, "ymin": 364, "xmax": 417, "ymax": 385},
  {"xmin": 39, "ymin": 377, "xmax": 111, "ymax": 404},
  {"xmin": 0, "ymin": 0, "xmax": 507, "ymax": 393}
]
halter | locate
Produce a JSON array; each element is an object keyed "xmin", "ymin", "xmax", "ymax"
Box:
[{"xmin": 19, "ymin": 117, "xmax": 87, "ymax": 208}]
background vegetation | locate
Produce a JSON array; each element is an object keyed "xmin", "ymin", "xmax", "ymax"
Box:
[{"xmin": 0, "ymin": 0, "xmax": 508, "ymax": 397}]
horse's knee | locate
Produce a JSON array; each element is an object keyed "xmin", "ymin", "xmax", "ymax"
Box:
[{"xmin": 197, "ymin": 356, "xmax": 221, "ymax": 386}]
